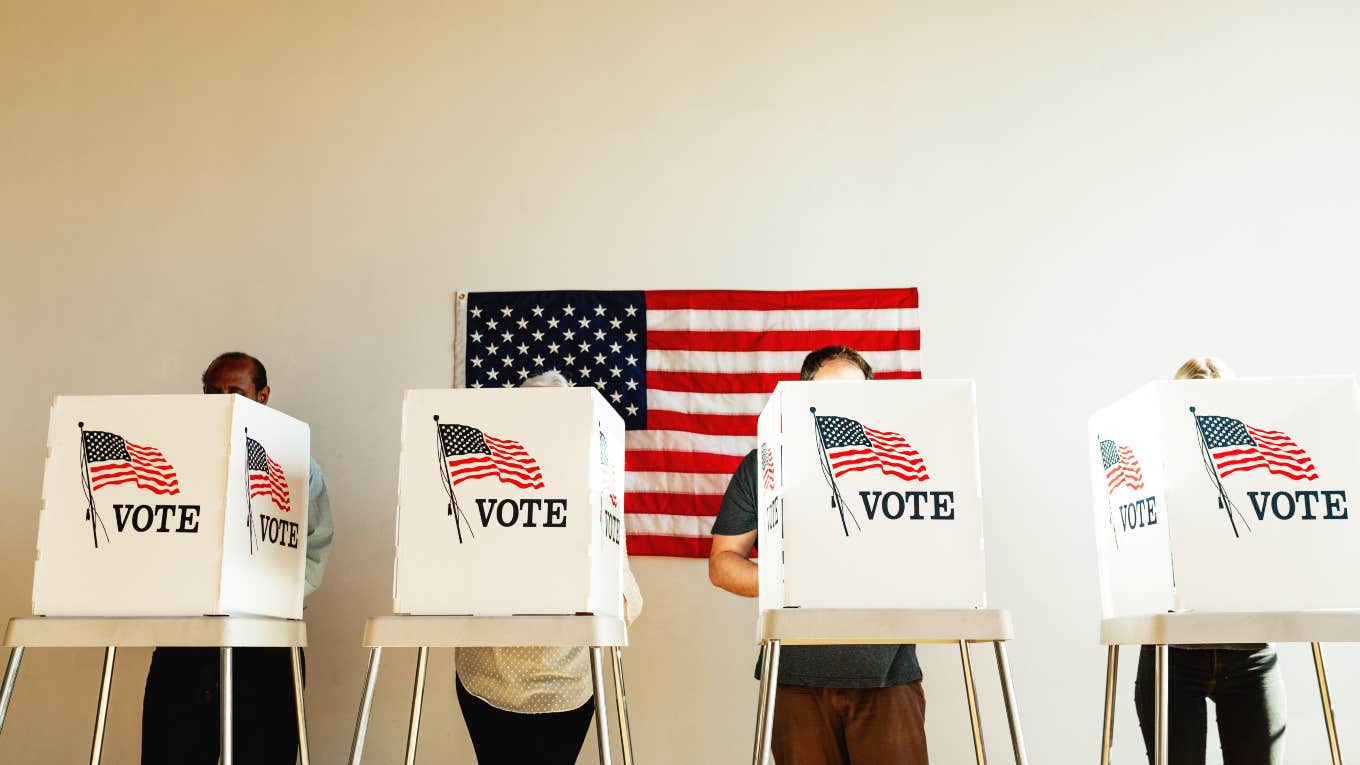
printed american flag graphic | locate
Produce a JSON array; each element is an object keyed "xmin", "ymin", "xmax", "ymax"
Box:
[
  {"xmin": 600, "ymin": 430, "xmax": 619, "ymax": 510},
  {"xmin": 246, "ymin": 436, "xmax": 291, "ymax": 512},
  {"xmin": 1196, "ymin": 415, "xmax": 1319, "ymax": 481},
  {"xmin": 815, "ymin": 414, "xmax": 929, "ymax": 482},
  {"xmin": 1100, "ymin": 439, "xmax": 1145, "ymax": 493},
  {"xmin": 439, "ymin": 423, "xmax": 546, "ymax": 490},
  {"xmin": 82, "ymin": 430, "xmax": 180, "ymax": 495},
  {"xmin": 457, "ymin": 289, "xmax": 921, "ymax": 557}
]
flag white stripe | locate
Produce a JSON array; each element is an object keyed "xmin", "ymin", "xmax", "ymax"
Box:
[
  {"xmin": 647, "ymin": 349, "xmax": 921, "ymax": 374},
  {"xmin": 647, "ymin": 390, "xmax": 772, "ymax": 416},
  {"xmin": 647, "ymin": 308, "xmax": 920, "ymax": 332},
  {"xmin": 626, "ymin": 471, "xmax": 732, "ymax": 495},
  {"xmin": 624, "ymin": 513, "xmax": 714, "ymax": 538},
  {"xmin": 625, "ymin": 430, "xmax": 755, "ymax": 456}
]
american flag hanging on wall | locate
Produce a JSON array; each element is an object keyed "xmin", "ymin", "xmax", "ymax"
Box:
[{"xmin": 455, "ymin": 289, "xmax": 922, "ymax": 557}]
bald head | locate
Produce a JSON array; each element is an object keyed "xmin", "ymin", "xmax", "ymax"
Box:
[{"xmin": 202, "ymin": 352, "xmax": 270, "ymax": 404}]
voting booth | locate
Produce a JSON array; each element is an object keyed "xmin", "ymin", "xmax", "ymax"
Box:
[
  {"xmin": 756, "ymin": 380, "xmax": 986, "ymax": 611},
  {"xmin": 1089, "ymin": 376, "xmax": 1360, "ymax": 616},
  {"xmin": 32, "ymin": 394, "xmax": 311, "ymax": 619},
  {"xmin": 393, "ymin": 387, "xmax": 625, "ymax": 616}
]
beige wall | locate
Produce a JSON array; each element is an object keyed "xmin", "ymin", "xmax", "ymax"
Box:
[{"xmin": 3, "ymin": 2, "xmax": 1360, "ymax": 762}]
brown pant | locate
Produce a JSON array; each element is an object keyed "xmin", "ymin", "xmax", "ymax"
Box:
[{"xmin": 771, "ymin": 682, "xmax": 928, "ymax": 765}]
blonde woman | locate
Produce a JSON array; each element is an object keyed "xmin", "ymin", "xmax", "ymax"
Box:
[
  {"xmin": 454, "ymin": 371, "xmax": 643, "ymax": 764},
  {"xmin": 1133, "ymin": 357, "xmax": 1286, "ymax": 764}
]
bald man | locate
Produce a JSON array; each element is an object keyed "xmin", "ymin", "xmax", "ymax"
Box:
[{"xmin": 139, "ymin": 351, "xmax": 334, "ymax": 765}]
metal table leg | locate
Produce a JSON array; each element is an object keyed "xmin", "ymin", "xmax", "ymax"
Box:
[
  {"xmin": 960, "ymin": 640, "xmax": 988, "ymax": 765},
  {"xmin": 1100, "ymin": 645, "xmax": 1119, "ymax": 765},
  {"xmin": 88, "ymin": 646, "xmax": 116, "ymax": 765},
  {"xmin": 1312, "ymin": 642, "xmax": 1343, "ymax": 765},
  {"xmin": 1154, "ymin": 645, "xmax": 1168, "ymax": 765},
  {"xmin": 0, "ymin": 647, "xmax": 24, "ymax": 738},
  {"xmin": 404, "ymin": 647, "xmax": 428, "ymax": 765},
  {"xmin": 993, "ymin": 642, "xmax": 1027, "ymax": 765},
  {"xmin": 590, "ymin": 647, "xmax": 614, "ymax": 765},
  {"xmin": 348, "ymin": 647, "xmax": 383, "ymax": 765},
  {"xmin": 752, "ymin": 640, "xmax": 780, "ymax": 765},
  {"xmin": 221, "ymin": 647, "xmax": 234, "ymax": 765},
  {"xmin": 291, "ymin": 647, "xmax": 310, "ymax": 765},
  {"xmin": 609, "ymin": 647, "xmax": 635, "ymax": 765}
]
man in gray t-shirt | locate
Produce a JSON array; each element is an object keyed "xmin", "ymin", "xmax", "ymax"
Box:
[{"xmin": 708, "ymin": 346, "xmax": 927, "ymax": 765}]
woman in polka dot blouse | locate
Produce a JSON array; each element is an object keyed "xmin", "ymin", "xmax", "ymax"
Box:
[{"xmin": 454, "ymin": 371, "xmax": 645, "ymax": 764}]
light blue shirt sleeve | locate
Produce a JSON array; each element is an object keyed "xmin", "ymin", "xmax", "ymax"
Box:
[{"xmin": 305, "ymin": 458, "xmax": 334, "ymax": 599}]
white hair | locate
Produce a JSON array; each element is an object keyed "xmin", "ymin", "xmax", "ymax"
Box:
[{"xmin": 520, "ymin": 370, "xmax": 572, "ymax": 388}]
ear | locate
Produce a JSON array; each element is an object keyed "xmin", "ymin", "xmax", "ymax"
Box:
[{"xmin": 256, "ymin": 386, "xmax": 271, "ymax": 405}]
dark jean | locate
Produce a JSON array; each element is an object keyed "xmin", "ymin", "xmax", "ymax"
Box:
[
  {"xmin": 141, "ymin": 647, "xmax": 304, "ymax": 765},
  {"xmin": 1134, "ymin": 645, "xmax": 1285, "ymax": 765}
]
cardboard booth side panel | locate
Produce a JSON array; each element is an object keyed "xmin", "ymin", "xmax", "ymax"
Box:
[
  {"xmin": 963, "ymin": 380, "xmax": 987, "ymax": 608},
  {"xmin": 756, "ymin": 391, "xmax": 785, "ymax": 611},
  {"xmin": 392, "ymin": 392, "xmax": 411, "ymax": 609},
  {"xmin": 217, "ymin": 396, "xmax": 309, "ymax": 619},
  {"xmin": 34, "ymin": 396, "xmax": 231, "ymax": 616},
  {"xmin": 780, "ymin": 381, "xmax": 986, "ymax": 610},
  {"xmin": 1088, "ymin": 384, "xmax": 1174, "ymax": 618},
  {"xmin": 1160, "ymin": 377, "xmax": 1360, "ymax": 611},
  {"xmin": 394, "ymin": 388, "xmax": 598, "ymax": 616},
  {"xmin": 586, "ymin": 394, "xmax": 625, "ymax": 617}
]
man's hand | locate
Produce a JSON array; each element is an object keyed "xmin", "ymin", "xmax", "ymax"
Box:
[{"xmin": 708, "ymin": 530, "xmax": 759, "ymax": 597}]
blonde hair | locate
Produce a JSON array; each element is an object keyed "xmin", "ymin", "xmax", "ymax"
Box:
[{"xmin": 1174, "ymin": 357, "xmax": 1234, "ymax": 380}]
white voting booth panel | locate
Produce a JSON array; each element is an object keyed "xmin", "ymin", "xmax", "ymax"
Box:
[
  {"xmin": 394, "ymin": 387, "xmax": 624, "ymax": 616},
  {"xmin": 33, "ymin": 395, "xmax": 310, "ymax": 618},
  {"xmin": 1089, "ymin": 376, "xmax": 1360, "ymax": 617},
  {"xmin": 757, "ymin": 380, "xmax": 986, "ymax": 611}
]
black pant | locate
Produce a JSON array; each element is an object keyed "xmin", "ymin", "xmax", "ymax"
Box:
[
  {"xmin": 141, "ymin": 647, "xmax": 304, "ymax": 765},
  {"xmin": 1134, "ymin": 646, "xmax": 1286, "ymax": 765},
  {"xmin": 456, "ymin": 676, "xmax": 595, "ymax": 765}
]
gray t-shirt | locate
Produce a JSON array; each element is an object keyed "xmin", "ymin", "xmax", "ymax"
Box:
[{"xmin": 711, "ymin": 450, "xmax": 923, "ymax": 688}]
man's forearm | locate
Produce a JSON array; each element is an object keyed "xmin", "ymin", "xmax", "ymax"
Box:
[{"xmin": 709, "ymin": 551, "xmax": 759, "ymax": 597}]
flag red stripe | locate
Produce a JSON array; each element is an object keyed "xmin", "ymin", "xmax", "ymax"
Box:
[
  {"xmin": 645, "ymin": 410, "xmax": 758, "ymax": 436},
  {"xmin": 626, "ymin": 450, "xmax": 744, "ymax": 474},
  {"xmin": 450, "ymin": 460, "xmax": 543, "ymax": 482},
  {"xmin": 829, "ymin": 451, "xmax": 925, "ymax": 470},
  {"xmin": 90, "ymin": 472, "xmax": 139, "ymax": 489},
  {"xmin": 646, "ymin": 369, "xmax": 920, "ymax": 395},
  {"xmin": 1214, "ymin": 451, "xmax": 1314, "ymax": 471},
  {"xmin": 89, "ymin": 460, "xmax": 175, "ymax": 478},
  {"xmin": 648, "ymin": 329, "xmax": 921, "ymax": 352},
  {"xmin": 645, "ymin": 288, "xmax": 919, "ymax": 311},
  {"xmin": 826, "ymin": 446, "xmax": 924, "ymax": 465},
  {"xmin": 449, "ymin": 455, "xmax": 496, "ymax": 468},
  {"xmin": 91, "ymin": 473, "xmax": 180, "ymax": 494},
  {"xmin": 1219, "ymin": 462, "xmax": 1316, "ymax": 480},
  {"xmin": 485, "ymin": 439, "xmax": 532, "ymax": 455},
  {"xmin": 831, "ymin": 459, "xmax": 927, "ymax": 479},
  {"xmin": 451, "ymin": 468, "xmax": 499, "ymax": 483},
  {"xmin": 833, "ymin": 443, "xmax": 923, "ymax": 462},
  {"xmin": 626, "ymin": 533, "xmax": 712, "ymax": 558},
  {"xmin": 491, "ymin": 465, "xmax": 544, "ymax": 482},
  {"xmin": 90, "ymin": 465, "xmax": 178, "ymax": 488},
  {"xmin": 626, "ymin": 492, "xmax": 724, "ymax": 517}
]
